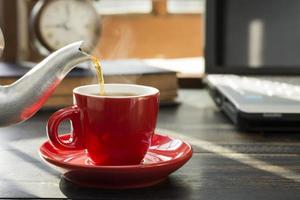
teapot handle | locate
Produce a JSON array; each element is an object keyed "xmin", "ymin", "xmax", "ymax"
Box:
[{"xmin": 47, "ymin": 106, "xmax": 84, "ymax": 150}]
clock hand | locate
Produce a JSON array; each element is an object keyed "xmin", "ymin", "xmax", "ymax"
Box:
[
  {"xmin": 65, "ymin": 4, "xmax": 71, "ymax": 18},
  {"xmin": 46, "ymin": 24, "xmax": 65, "ymax": 28},
  {"xmin": 63, "ymin": 23, "xmax": 71, "ymax": 31},
  {"xmin": 63, "ymin": 4, "xmax": 71, "ymax": 31},
  {"xmin": 46, "ymin": 23, "xmax": 70, "ymax": 31}
]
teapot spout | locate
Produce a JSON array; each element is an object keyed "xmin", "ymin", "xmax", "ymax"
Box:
[{"xmin": 0, "ymin": 41, "xmax": 91, "ymax": 127}]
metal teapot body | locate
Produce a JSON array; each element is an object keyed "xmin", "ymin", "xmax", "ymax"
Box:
[{"xmin": 0, "ymin": 39, "xmax": 90, "ymax": 126}]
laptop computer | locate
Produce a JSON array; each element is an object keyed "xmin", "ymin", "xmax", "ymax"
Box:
[{"xmin": 205, "ymin": 0, "xmax": 300, "ymax": 131}]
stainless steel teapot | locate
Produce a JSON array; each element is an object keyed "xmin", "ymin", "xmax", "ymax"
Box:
[{"xmin": 0, "ymin": 28, "xmax": 90, "ymax": 126}]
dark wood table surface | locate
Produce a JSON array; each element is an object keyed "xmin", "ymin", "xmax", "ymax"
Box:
[{"xmin": 1, "ymin": 89, "xmax": 300, "ymax": 199}]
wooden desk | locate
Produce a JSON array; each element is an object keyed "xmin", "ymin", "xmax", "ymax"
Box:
[{"xmin": 0, "ymin": 89, "xmax": 300, "ymax": 199}]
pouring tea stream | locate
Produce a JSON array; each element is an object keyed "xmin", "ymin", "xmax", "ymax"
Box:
[{"xmin": 0, "ymin": 41, "xmax": 91, "ymax": 127}]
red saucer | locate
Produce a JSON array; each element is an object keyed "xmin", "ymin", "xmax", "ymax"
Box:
[{"xmin": 39, "ymin": 133, "xmax": 193, "ymax": 189}]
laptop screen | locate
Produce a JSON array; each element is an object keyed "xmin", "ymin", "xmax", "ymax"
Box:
[{"xmin": 205, "ymin": 0, "xmax": 300, "ymax": 74}]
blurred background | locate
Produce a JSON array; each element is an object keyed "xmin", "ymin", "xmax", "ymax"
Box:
[
  {"xmin": 0, "ymin": 0, "xmax": 204, "ymax": 72},
  {"xmin": 0, "ymin": 0, "xmax": 204, "ymax": 107}
]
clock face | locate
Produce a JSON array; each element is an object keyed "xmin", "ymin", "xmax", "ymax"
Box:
[{"xmin": 38, "ymin": 0, "xmax": 100, "ymax": 52}]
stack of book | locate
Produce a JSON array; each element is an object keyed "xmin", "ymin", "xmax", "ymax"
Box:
[{"xmin": 0, "ymin": 60, "xmax": 178, "ymax": 108}]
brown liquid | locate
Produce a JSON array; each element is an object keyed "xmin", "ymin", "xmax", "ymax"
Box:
[
  {"xmin": 91, "ymin": 92, "xmax": 138, "ymax": 97},
  {"xmin": 90, "ymin": 56, "xmax": 105, "ymax": 96}
]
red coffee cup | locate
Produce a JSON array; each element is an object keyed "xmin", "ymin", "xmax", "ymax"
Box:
[{"xmin": 47, "ymin": 84, "xmax": 159, "ymax": 165}]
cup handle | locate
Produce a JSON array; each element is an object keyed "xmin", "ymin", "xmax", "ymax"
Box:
[{"xmin": 47, "ymin": 105, "xmax": 84, "ymax": 150}]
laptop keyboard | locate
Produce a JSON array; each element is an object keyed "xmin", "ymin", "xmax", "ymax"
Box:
[
  {"xmin": 207, "ymin": 75, "xmax": 300, "ymax": 101},
  {"xmin": 251, "ymin": 76, "xmax": 300, "ymax": 85}
]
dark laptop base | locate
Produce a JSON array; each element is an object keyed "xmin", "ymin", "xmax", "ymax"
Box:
[{"xmin": 209, "ymin": 86, "xmax": 300, "ymax": 132}]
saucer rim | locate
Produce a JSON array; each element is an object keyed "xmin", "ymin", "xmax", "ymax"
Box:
[{"xmin": 39, "ymin": 133, "xmax": 193, "ymax": 169}]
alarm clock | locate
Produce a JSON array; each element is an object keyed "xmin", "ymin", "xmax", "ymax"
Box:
[{"xmin": 30, "ymin": 0, "xmax": 101, "ymax": 55}]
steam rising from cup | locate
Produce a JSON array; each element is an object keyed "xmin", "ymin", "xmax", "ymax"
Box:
[{"xmin": 88, "ymin": 20, "xmax": 140, "ymax": 86}]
